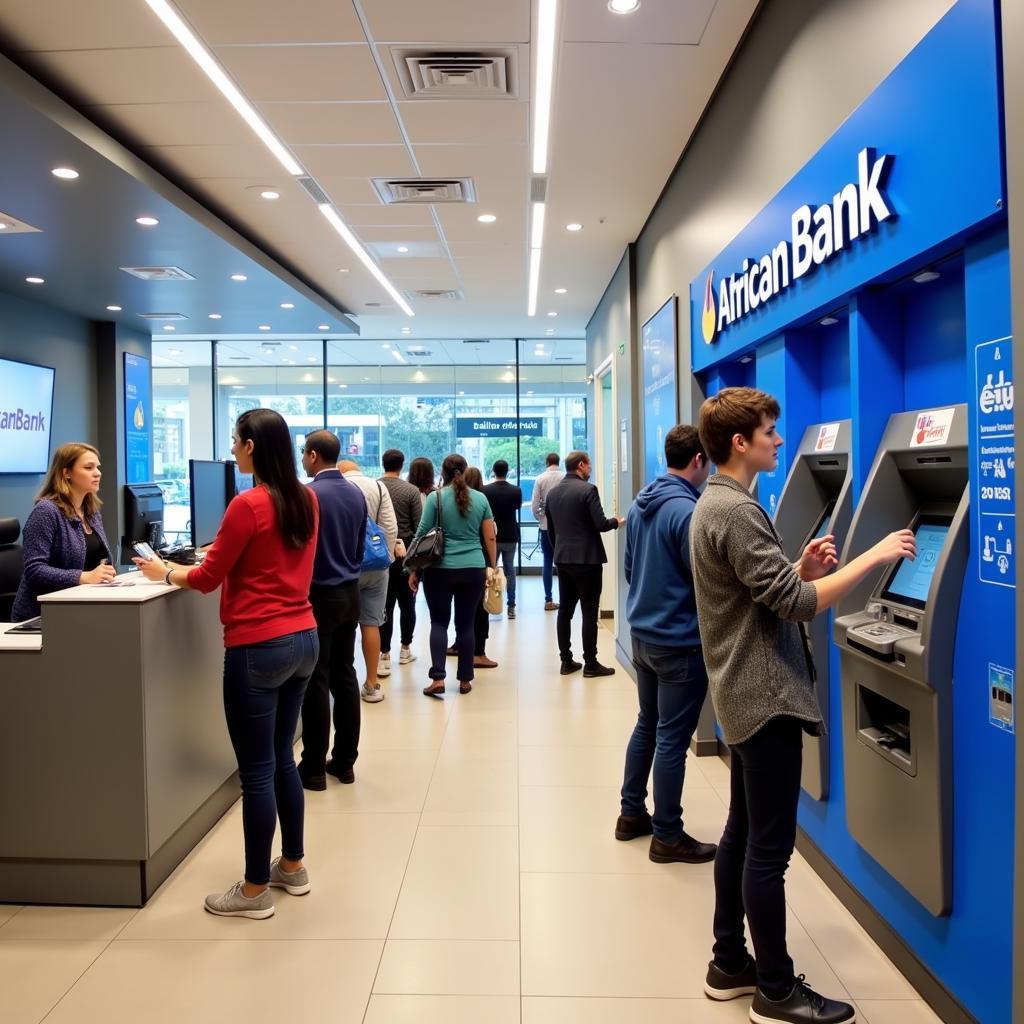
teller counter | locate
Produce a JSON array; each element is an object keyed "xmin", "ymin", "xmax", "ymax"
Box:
[{"xmin": 0, "ymin": 577, "xmax": 237, "ymax": 906}]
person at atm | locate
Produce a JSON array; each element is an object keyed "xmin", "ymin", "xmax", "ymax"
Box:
[
  {"xmin": 134, "ymin": 408, "xmax": 320, "ymax": 921},
  {"xmin": 690, "ymin": 387, "xmax": 915, "ymax": 1024},
  {"xmin": 12, "ymin": 442, "xmax": 115, "ymax": 621}
]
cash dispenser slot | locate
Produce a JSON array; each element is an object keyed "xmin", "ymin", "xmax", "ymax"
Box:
[{"xmin": 857, "ymin": 688, "xmax": 914, "ymax": 774}]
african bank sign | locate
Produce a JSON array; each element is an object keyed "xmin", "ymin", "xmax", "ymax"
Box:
[{"xmin": 701, "ymin": 148, "xmax": 895, "ymax": 344}]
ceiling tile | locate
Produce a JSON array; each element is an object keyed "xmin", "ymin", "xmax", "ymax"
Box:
[
  {"xmin": 336, "ymin": 204, "xmax": 435, "ymax": 226},
  {"xmin": 414, "ymin": 144, "xmax": 529, "ymax": 181},
  {"xmin": 399, "ymin": 100, "xmax": 529, "ymax": 145},
  {"xmin": 140, "ymin": 143, "xmax": 286, "ymax": 179},
  {"xmin": 296, "ymin": 145, "xmax": 417, "ymax": 179},
  {"xmin": 304, "ymin": 177, "xmax": 383, "ymax": 204},
  {"xmin": 561, "ymin": 0, "xmax": 717, "ymax": 44},
  {"xmin": 0, "ymin": 1, "xmax": 169, "ymax": 50},
  {"xmin": 355, "ymin": 225, "xmax": 441, "ymax": 244},
  {"xmin": 362, "ymin": 0, "xmax": 530, "ymax": 43},
  {"xmin": 370, "ymin": 242, "xmax": 446, "ymax": 261},
  {"xmin": 215, "ymin": 44, "xmax": 385, "ymax": 102},
  {"xmin": 84, "ymin": 102, "xmax": 254, "ymax": 147},
  {"xmin": 177, "ymin": 0, "xmax": 366, "ymax": 44},
  {"xmin": 259, "ymin": 102, "xmax": 402, "ymax": 145}
]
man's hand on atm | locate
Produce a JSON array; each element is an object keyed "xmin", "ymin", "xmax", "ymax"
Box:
[
  {"xmin": 868, "ymin": 529, "xmax": 917, "ymax": 567},
  {"xmin": 80, "ymin": 561, "xmax": 116, "ymax": 585},
  {"xmin": 796, "ymin": 535, "xmax": 839, "ymax": 582}
]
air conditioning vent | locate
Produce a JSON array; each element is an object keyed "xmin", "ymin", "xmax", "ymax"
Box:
[
  {"xmin": 462, "ymin": 338, "xmax": 490, "ymax": 345},
  {"xmin": 138, "ymin": 312, "xmax": 190, "ymax": 321},
  {"xmin": 296, "ymin": 176, "xmax": 330, "ymax": 204},
  {"xmin": 391, "ymin": 48, "xmax": 519, "ymax": 100},
  {"xmin": 404, "ymin": 289, "xmax": 465, "ymax": 302},
  {"xmin": 407, "ymin": 347, "xmax": 433, "ymax": 357},
  {"xmin": 554, "ymin": 356, "xmax": 575, "ymax": 362},
  {"xmin": 120, "ymin": 266, "xmax": 195, "ymax": 281},
  {"xmin": 228, "ymin": 356, "xmax": 252, "ymax": 361},
  {"xmin": 372, "ymin": 178, "xmax": 477, "ymax": 205}
]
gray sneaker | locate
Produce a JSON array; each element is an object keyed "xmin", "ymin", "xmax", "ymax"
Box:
[
  {"xmin": 269, "ymin": 857, "xmax": 310, "ymax": 896},
  {"xmin": 361, "ymin": 682, "xmax": 385, "ymax": 703},
  {"xmin": 203, "ymin": 880, "xmax": 274, "ymax": 919}
]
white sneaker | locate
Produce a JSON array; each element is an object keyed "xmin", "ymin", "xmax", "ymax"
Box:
[
  {"xmin": 399, "ymin": 645, "xmax": 416, "ymax": 665},
  {"xmin": 377, "ymin": 653, "xmax": 392, "ymax": 677},
  {"xmin": 361, "ymin": 682, "xmax": 385, "ymax": 703}
]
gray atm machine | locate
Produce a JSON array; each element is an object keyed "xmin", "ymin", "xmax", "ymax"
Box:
[
  {"xmin": 774, "ymin": 420, "xmax": 854, "ymax": 800},
  {"xmin": 833, "ymin": 405, "xmax": 969, "ymax": 915}
]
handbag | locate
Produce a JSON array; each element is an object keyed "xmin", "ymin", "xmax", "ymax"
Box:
[
  {"xmin": 482, "ymin": 567, "xmax": 505, "ymax": 615},
  {"xmin": 362, "ymin": 481, "xmax": 391, "ymax": 572},
  {"xmin": 404, "ymin": 489, "xmax": 445, "ymax": 571}
]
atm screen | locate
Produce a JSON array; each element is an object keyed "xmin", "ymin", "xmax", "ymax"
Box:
[
  {"xmin": 879, "ymin": 516, "xmax": 952, "ymax": 610},
  {"xmin": 803, "ymin": 502, "xmax": 836, "ymax": 548}
]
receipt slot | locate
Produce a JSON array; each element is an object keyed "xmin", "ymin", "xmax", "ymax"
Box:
[
  {"xmin": 833, "ymin": 405, "xmax": 969, "ymax": 915},
  {"xmin": 774, "ymin": 420, "xmax": 854, "ymax": 800}
]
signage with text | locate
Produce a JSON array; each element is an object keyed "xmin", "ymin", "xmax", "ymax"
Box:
[{"xmin": 456, "ymin": 417, "xmax": 543, "ymax": 439}]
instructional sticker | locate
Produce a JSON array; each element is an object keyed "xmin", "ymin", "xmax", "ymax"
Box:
[
  {"xmin": 909, "ymin": 407, "xmax": 956, "ymax": 447},
  {"xmin": 989, "ymin": 662, "xmax": 1014, "ymax": 733},
  {"xmin": 814, "ymin": 422, "xmax": 841, "ymax": 452}
]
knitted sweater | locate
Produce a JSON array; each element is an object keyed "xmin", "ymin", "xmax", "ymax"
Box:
[{"xmin": 689, "ymin": 474, "xmax": 822, "ymax": 746}]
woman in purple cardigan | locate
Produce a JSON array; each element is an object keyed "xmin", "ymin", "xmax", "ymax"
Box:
[{"xmin": 11, "ymin": 443, "xmax": 116, "ymax": 621}]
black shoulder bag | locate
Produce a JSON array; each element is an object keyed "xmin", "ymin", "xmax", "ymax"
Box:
[{"xmin": 404, "ymin": 489, "xmax": 445, "ymax": 571}]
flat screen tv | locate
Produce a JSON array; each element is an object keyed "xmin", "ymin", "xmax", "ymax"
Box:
[{"xmin": 0, "ymin": 357, "xmax": 56, "ymax": 474}]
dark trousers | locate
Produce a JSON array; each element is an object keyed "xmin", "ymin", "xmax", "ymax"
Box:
[
  {"xmin": 380, "ymin": 555, "xmax": 416, "ymax": 652},
  {"xmin": 713, "ymin": 715, "xmax": 804, "ymax": 997},
  {"xmin": 540, "ymin": 529, "xmax": 555, "ymax": 602},
  {"xmin": 496, "ymin": 541, "xmax": 517, "ymax": 606},
  {"xmin": 423, "ymin": 567, "xmax": 485, "ymax": 683},
  {"xmin": 300, "ymin": 581, "xmax": 361, "ymax": 776},
  {"xmin": 223, "ymin": 628, "xmax": 319, "ymax": 886},
  {"xmin": 620, "ymin": 637, "xmax": 708, "ymax": 841},
  {"xmin": 555, "ymin": 563, "xmax": 603, "ymax": 665},
  {"xmin": 474, "ymin": 595, "xmax": 489, "ymax": 656}
]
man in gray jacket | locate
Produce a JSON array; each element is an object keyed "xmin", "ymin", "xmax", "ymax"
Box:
[{"xmin": 690, "ymin": 387, "xmax": 914, "ymax": 1024}]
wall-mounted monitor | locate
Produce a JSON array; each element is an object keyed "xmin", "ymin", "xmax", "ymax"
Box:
[
  {"xmin": 879, "ymin": 514, "xmax": 953, "ymax": 610},
  {"xmin": 0, "ymin": 357, "xmax": 55, "ymax": 474},
  {"xmin": 641, "ymin": 296, "xmax": 678, "ymax": 485}
]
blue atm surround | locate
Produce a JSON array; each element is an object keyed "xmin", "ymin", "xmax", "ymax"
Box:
[{"xmin": 685, "ymin": 2, "xmax": 1014, "ymax": 1021}]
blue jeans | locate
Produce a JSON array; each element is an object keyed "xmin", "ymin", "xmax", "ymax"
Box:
[
  {"xmin": 223, "ymin": 628, "xmax": 319, "ymax": 885},
  {"xmin": 496, "ymin": 541, "xmax": 517, "ymax": 606},
  {"xmin": 620, "ymin": 636, "xmax": 708, "ymax": 842},
  {"xmin": 540, "ymin": 529, "xmax": 554, "ymax": 602}
]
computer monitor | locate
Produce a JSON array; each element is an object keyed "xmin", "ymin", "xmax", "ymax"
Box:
[
  {"xmin": 189, "ymin": 459, "xmax": 231, "ymax": 548},
  {"xmin": 878, "ymin": 514, "xmax": 952, "ymax": 610},
  {"xmin": 229, "ymin": 460, "xmax": 253, "ymax": 496},
  {"xmin": 123, "ymin": 483, "xmax": 164, "ymax": 561}
]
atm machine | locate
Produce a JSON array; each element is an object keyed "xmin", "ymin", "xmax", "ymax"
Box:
[
  {"xmin": 774, "ymin": 420, "xmax": 854, "ymax": 800},
  {"xmin": 833, "ymin": 405, "xmax": 969, "ymax": 915}
]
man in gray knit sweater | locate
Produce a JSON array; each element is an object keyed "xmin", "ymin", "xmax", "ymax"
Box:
[{"xmin": 691, "ymin": 388, "xmax": 915, "ymax": 1024}]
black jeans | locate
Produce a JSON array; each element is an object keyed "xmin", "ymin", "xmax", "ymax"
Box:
[
  {"xmin": 300, "ymin": 581, "xmax": 361, "ymax": 776},
  {"xmin": 422, "ymin": 567, "xmax": 485, "ymax": 683},
  {"xmin": 223, "ymin": 628, "xmax": 319, "ymax": 886},
  {"xmin": 555, "ymin": 563, "xmax": 603, "ymax": 665},
  {"xmin": 713, "ymin": 715, "xmax": 804, "ymax": 997},
  {"xmin": 380, "ymin": 554, "xmax": 416, "ymax": 653},
  {"xmin": 474, "ymin": 595, "xmax": 489, "ymax": 656},
  {"xmin": 540, "ymin": 529, "xmax": 555, "ymax": 603}
]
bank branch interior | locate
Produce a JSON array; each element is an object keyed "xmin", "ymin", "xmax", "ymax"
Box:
[{"xmin": 0, "ymin": 0, "xmax": 1023, "ymax": 1023}]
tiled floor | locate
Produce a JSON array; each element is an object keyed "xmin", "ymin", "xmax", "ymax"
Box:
[{"xmin": 0, "ymin": 579, "xmax": 942, "ymax": 1023}]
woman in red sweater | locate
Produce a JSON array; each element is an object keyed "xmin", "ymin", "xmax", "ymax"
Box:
[{"xmin": 135, "ymin": 408, "xmax": 319, "ymax": 919}]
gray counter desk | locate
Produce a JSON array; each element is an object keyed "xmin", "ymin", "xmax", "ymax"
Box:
[{"xmin": 0, "ymin": 577, "xmax": 238, "ymax": 906}]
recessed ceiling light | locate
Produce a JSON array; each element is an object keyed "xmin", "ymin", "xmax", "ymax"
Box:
[
  {"xmin": 608, "ymin": 0, "xmax": 641, "ymax": 12},
  {"xmin": 397, "ymin": 246, "xmax": 409, "ymax": 253},
  {"xmin": 231, "ymin": 384, "xmax": 244, "ymax": 389},
  {"xmin": 308, "ymin": 356, "xmax": 317, "ymax": 362},
  {"xmin": 25, "ymin": 276, "xmax": 44, "ymax": 284},
  {"xmin": 526, "ymin": 390, "xmax": 535, "ymax": 395},
  {"xmin": 565, "ymin": 223, "xmax": 583, "ymax": 232},
  {"xmin": 209, "ymin": 313, "xmax": 222, "ymax": 319},
  {"xmin": 546, "ymin": 328, "xmax": 555, "ymax": 334},
  {"xmin": 819, "ymin": 316, "xmax": 839, "ymax": 326},
  {"xmin": 106, "ymin": 305, "xmax": 122, "ymax": 312},
  {"xmin": 0, "ymin": 223, "xmax": 8, "ymax": 230},
  {"xmin": 260, "ymin": 190, "xmax": 280, "ymax": 200},
  {"xmin": 288, "ymin": 345, "xmax": 299, "ymax": 350},
  {"xmin": 458, "ymin": 390, "xmax": 465, "ymax": 396},
  {"xmin": 382, "ymin": 343, "xmax": 391, "ymax": 349},
  {"xmin": 136, "ymin": 216, "xmax": 159, "ymax": 226},
  {"xmin": 258, "ymin": 324, "xmax": 271, "ymax": 331},
  {"xmin": 338, "ymin": 268, "xmax": 350, "ymax": 273},
  {"xmin": 554, "ymin": 287, "xmax": 567, "ymax": 294},
  {"xmin": 547, "ymin": 311, "xmax": 558, "ymax": 317},
  {"xmin": 163, "ymin": 324, "xmax": 175, "ymax": 331},
  {"xmin": 318, "ymin": 325, "xmax": 330, "ymax": 331},
  {"xmin": 401, "ymin": 327, "xmax": 412, "ymax": 335},
  {"xmin": 231, "ymin": 273, "xmax": 247, "ymax": 281},
  {"xmin": 913, "ymin": 270, "xmax": 940, "ymax": 284},
  {"xmin": 51, "ymin": 167, "xmax": 79, "ymax": 180},
  {"xmin": 477, "ymin": 214, "xmax": 497, "ymax": 224},
  {"xmin": 339, "ymin": 384, "xmax": 348, "ymax": 388},
  {"xmin": 280, "ymin": 302, "xmax": 294, "ymax": 309}
]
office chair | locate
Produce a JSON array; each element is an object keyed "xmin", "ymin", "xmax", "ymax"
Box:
[{"xmin": 0, "ymin": 517, "xmax": 23, "ymax": 622}]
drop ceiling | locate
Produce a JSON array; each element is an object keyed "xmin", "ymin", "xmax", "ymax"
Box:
[{"xmin": 0, "ymin": 0, "xmax": 759, "ymax": 342}]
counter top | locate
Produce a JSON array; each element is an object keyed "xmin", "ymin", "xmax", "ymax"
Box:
[
  {"xmin": 0, "ymin": 628, "xmax": 43, "ymax": 651},
  {"xmin": 39, "ymin": 574, "xmax": 179, "ymax": 604}
]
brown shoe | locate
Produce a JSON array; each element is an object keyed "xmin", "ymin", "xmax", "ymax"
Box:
[
  {"xmin": 423, "ymin": 681, "xmax": 445, "ymax": 699},
  {"xmin": 473, "ymin": 655, "xmax": 498, "ymax": 669},
  {"xmin": 649, "ymin": 832, "xmax": 717, "ymax": 864},
  {"xmin": 544, "ymin": 601, "xmax": 559, "ymax": 611}
]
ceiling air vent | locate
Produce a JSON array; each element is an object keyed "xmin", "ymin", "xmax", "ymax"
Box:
[
  {"xmin": 390, "ymin": 48, "xmax": 519, "ymax": 100},
  {"xmin": 404, "ymin": 289, "xmax": 465, "ymax": 302},
  {"xmin": 120, "ymin": 266, "xmax": 195, "ymax": 282},
  {"xmin": 554, "ymin": 356, "xmax": 575, "ymax": 362},
  {"xmin": 407, "ymin": 347, "xmax": 433, "ymax": 357},
  {"xmin": 372, "ymin": 178, "xmax": 477, "ymax": 205},
  {"xmin": 296, "ymin": 177, "xmax": 330, "ymax": 205},
  {"xmin": 138, "ymin": 312, "xmax": 190, "ymax": 321},
  {"xmin": 462, "ymin": 339, "xmax": 490, "ymax": 345}
]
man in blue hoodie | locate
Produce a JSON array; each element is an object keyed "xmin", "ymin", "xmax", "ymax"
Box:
[{"xmin": 616, "ymin": 424, "xmax": 718, "ymax": 864}]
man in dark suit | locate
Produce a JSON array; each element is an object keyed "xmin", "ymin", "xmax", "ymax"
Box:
[{"xmin": 544, "ymin": 450, "xmax": 624, "ymax": 677}]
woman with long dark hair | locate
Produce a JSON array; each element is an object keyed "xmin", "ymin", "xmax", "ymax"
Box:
[
  {"xmin": 406, "ymin": 456, "xmax": 436, "ymax": 506},
  {"xmin": 135, "ymin": 408, "xmax": 320, "ymax": 919},
  {"xmin": 409, "ymin": 454, "xmax": 496, "ymax": 697}
]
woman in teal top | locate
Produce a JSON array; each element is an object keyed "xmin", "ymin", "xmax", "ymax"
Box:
[{"xmin": 410, "ymin": 454, "xmax": 496, "ymax": 696}]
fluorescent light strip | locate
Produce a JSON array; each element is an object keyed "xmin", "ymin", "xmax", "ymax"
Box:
[
  {"xmin": 144, "ymin": 0, "xmax": 303, "ymax": 176},
  {"xmin": 318, "ymin": 204, "xmax": 414, "ymax": 317},
  {"xmin": 391, "ymin": 350, "xmax": 408, "ymax": 364},
  {"xmin": 532, "ymin": 0, "xmax": 558, "ymax": 174},
  {"xmin": 530, "ymin": 201, "xmax": 546, "ymax": 250},
  {"xmin": 527, "ymin": 248, "xmax": 542, "ymax": 317}
]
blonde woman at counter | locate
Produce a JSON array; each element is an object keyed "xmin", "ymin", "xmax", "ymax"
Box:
[
  {"xmin": 134, "ymin": 408, "xmax": 320, "ymax": 920},
  {"xmin": 12, "ymin": 442, "xmax": 115, "ymax": 622}
]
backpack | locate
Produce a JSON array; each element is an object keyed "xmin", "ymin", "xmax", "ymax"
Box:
[{"xmin": 362, "ymin": 481, "xmax": 391, "ymax": 572}]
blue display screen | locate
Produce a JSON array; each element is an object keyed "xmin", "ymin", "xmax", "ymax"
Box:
[{"xmin": 881, "ymin": 521, "xmax": 950, "ymax": 607}]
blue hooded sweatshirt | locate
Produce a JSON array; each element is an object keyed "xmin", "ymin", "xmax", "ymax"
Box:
[{"xmin": 624, "ymin": 473, "xmax": 701, "ymax": 648}]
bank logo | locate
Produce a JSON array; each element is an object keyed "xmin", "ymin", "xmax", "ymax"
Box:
[
  {"xmin": 910, "ymin": 407, "xmax": 955, "ymax": 448},
  {"xmin": 701, "ymin": 271, "xmax": 717, "ymax": 344}
]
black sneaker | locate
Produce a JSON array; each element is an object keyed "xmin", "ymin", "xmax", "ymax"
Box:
[
  {"xmin": 583, "ymin": 661, "xmax": 615, "ymax": 677},
  {"xmin": 750, "ymin": 976, "xmax": 856, "ymax": 1024},
  {"xmin": 614, "ymin": 810, "xmax": 653, "ymax": 841},
  {"xmin": 560, "ymin": 659, "xmax": 582, "ymax": 675},
  {"xmin": 704, "ymin": 955, "xmax": 757, "ymax": 1001},
  {"xmin": 325, "ymin": 761, "xmax": 355, "ymax": 785},
  {"xmin": 649, "ymin": 832, "xmax": 717, "ymax": 864}
]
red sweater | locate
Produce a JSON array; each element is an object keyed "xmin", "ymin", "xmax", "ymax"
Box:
[{"xmin": 187, "ymin": 485, "xmax": 318, "ymax": 648}]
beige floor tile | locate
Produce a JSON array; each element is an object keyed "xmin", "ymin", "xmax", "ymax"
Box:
[
  {"xmin": 0, "ymin": 906, "xmax": 136, "ymax": 942},
  {"xmin": 419, "ymin": 810, "xmax": 519, "ymax": 827},
  {"xmin": 363, "ymin": 994, "xmax": 520, "ymax": 1023},
  {"xmin": 374, "ymin": 939, "xmax": 520, "ymax": 994},
  {"xmin": 118, "ymin": 813, "xmax": 418, "ymax": 940},
  {"xmin": 856, "ymin": 999, "xmax": 944, "ymax": 1024},
  {"xmin": 519, "ymin": 785, "xmax": 725, "ymax": 874},
  {"xmin": 0, "ymin": 905, "xmax": 23, "ymax": 928},
  {"xmin": 518, "ymin": 707, "xmax": 636, "ymax": 747},
  {"xmin": 0, "ymin": 940, "xmax": 106, "ymax": 1024},
  {"xmin": 519, "ymin": 743, "xmax": 629, "ymax": 788},
  {"xmin": 358, "ymin": 709, "xmax": 451, "ymax": 750},
  {"xmin": 522, "ymin": 996, "xmax": 752, "ymax": 1023},
  {"xmin": 518, "ymin": 676, "xmax": 639, "ymax": 711},
  {"xmin": 305, "ymin": 748, "xmax": 437, "ymax": 814},
  {"xmin": 424, "ymin": 758, "xmax": 518, "ymax": 822},
  {"xmin": 44, "ymin": 940, "xmax": 382, "ymax": 1024},
  {"xmin": 390, "ymin": 827, "xmax": 519, "ymax": 940}
]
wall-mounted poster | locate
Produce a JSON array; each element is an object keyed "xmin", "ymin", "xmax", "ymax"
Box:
[
  {"xmin": 641, "ymin": 296, "xmax": 678, "ymax": 483},
  {"xmin": 124, "ymin": 352, "xmax": 152, "ymax": 484}
]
